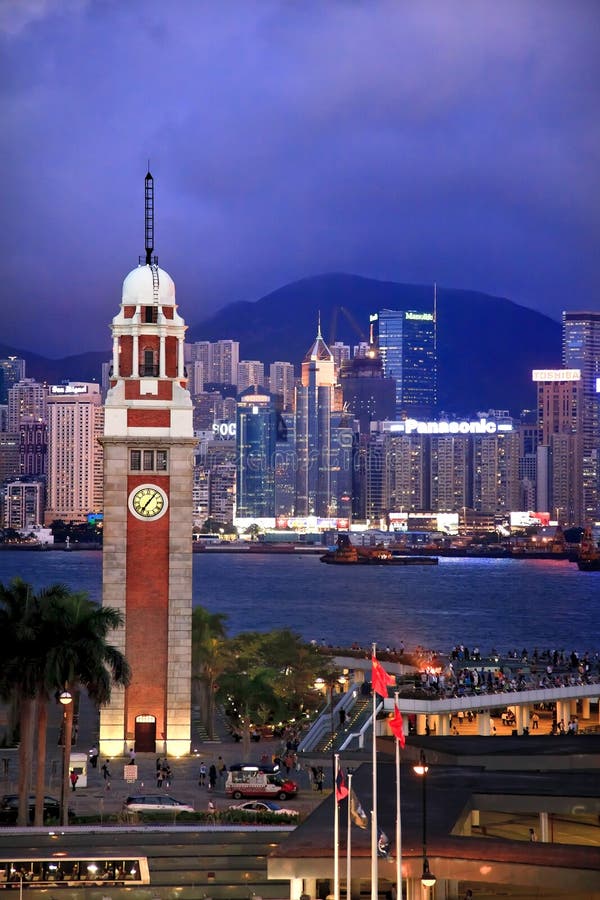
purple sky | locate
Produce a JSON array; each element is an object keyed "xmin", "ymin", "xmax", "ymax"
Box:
[{"xmin": 2, "ymin": 0, "xmax": 599, "ymax": 358}]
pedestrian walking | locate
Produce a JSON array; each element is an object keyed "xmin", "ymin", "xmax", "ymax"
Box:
[
  {"xmin": 156, "ymin": 767, "xmax": 163, "ymax": 788},
  {"xmin": 101, "ymin": 760, "xmax": 111, "ymax": 789},
  {"xmin": 316, "ymin": 766, "xmax": 325, "ymax": 792},
  {"xmin": 128, "ymin": 747, "xmax": 136, "ymax": 764},
  {"xmin": 208, "ymin": 763, "xmax": 217, "ymax": 791},
  {"xmin": 88, "ymin": 745, "xmax": 99, "ymax": 769},
  {"xmin": 69, "ymin": 770, "xmax": 78, "ymax": 792},
  {"xmin": 198, "ymin": 762, "xmax": 207, "ymax": 787}
]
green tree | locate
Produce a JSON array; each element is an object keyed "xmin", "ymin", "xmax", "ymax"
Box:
[
  {"xmin": 217, "ymin": 629, "xmax": 334, "ymax": 757},
  {"xmin": 0, "ymin": 578, "xmax": 39, "ymax": 826},
  {"xmin": 0, "ymin": 579, "xmax": 130, "ymax": 827},
  {"xmin": 43, "ymin": 591, "xmax": 130, "ymax": 825},
  {"xmin": 191, "ymin": 606, "xmax": 228, "ymax": 740}
]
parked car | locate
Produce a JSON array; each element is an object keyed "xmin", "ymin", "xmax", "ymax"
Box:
[
  {"xmin": 228, "ymin": 800, "xmax": 299, "ymax": 816},
  {"xmin": 0, "ymin": 794, "xmax": 65, "ymax": 825},
  {"xmin": 122, "ymin": 795, "xmax": 194, "ymax": 814}
]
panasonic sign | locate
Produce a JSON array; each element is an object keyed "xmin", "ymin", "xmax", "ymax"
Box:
[{"xmin": 399, "ymin": 417, "xmax": 512, "ymax": 435}]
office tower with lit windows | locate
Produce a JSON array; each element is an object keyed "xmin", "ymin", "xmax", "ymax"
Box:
[
  {"xmin": 269, "ymin": 361, "xmax": 295, "ymax": 412},
  {"xmin": 45, "ymin": 383, "xmax": 104, "ymax": 524},
  {"xmin": 0, "ymin": 357, "xmax": 26, "ymax": 404},
  {"xmin": 339, "ymin": 348, "xmax": 396, "ymax": 432},
  {"xmin": 237, "ymin": 360, "xmax": 265, "ymax": 394},
  {"xmin": 562, "ymin": 311, "xmax": 600, "ymax": 519},
  {"xmin": 331, "ymin": 341, "xmax": 351, "ymax": 373},
  {"xmin": 374, "ymin": 308, "xmax": 437, "ymax": 417},
  {"xmin": 295, "ymin": 322, "xmax": 337, "ymax": 516},
  {"xmin": 533, "ymin": 368, "xmax": 584, "ymax": 525},
  {"xmin": 235, "ymin": 389, "xmax": 277, "ymax": 519}
]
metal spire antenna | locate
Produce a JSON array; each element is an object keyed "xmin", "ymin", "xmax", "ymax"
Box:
[{"xmin": 144, "ymin": 168, "xmax": 155, "ymax": 266}]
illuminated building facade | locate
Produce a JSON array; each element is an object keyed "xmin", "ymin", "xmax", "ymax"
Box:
[
  {"xmin": 533, "ymin": 369, "xmax": 584, "ymax": 525},
  {"xmin": 45, "ymin": 383, "xmax": 103, "ymax": 524},
  {"xmin": 374, "ymin": 308, "xmax": 437, "ymax": 416},
  {"xmin": 562, "ymin": 312, "xmax": 600, "ymax": 519},
  {"xmin": 100, "ymin": 172, "xmax": 195, "ymax": 757},
  {"xmin": 235, "ymin": 389, "xmax": 276, "ymax": 518}
]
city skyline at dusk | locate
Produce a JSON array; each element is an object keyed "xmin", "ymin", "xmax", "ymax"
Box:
[{"xmin": 2, "ymin": 0, "xmax": 599, "ymax": 358}]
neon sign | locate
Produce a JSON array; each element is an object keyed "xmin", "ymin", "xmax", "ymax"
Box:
[{"xmin": 390, "ymin": 417, "xmax": 513, "ymax": 435}]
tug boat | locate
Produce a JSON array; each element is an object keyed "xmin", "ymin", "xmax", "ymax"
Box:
[
  {"xmin": 320, "ymin": 534, "xmax": 437, "ymax": 566},
  {"xmin": 577, "ymin": 527, "xmax": 600, "ymax": 572}
]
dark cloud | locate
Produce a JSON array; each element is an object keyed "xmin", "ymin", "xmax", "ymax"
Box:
[{"xmin": 1, "ymin": 0, "xmax": 599, "ymax": 357}]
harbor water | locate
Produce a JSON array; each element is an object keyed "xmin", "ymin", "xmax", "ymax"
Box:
[{"xmin": 0, "ymin": 549, "xmax": 596, "ymax": 655}]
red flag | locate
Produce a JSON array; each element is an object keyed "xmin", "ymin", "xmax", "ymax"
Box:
[
  {"xmin": 335, "ymin": 766, "xmax": 349, "ymax": 801},
  {"xmin": 372, "ymin": 656, "xmax": 395, "ymax": 698},
  {"xmin": 389, "ymin": 703, "xmax": 406, "ymax": 748}
]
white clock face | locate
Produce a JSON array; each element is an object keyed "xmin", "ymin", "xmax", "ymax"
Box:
[{"xmin": 128, "ymin": 484, "xmax": 169, "ymax": 521}]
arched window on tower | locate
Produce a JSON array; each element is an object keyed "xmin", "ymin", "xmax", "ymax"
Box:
[{"xmin": 140, "ymin": 348, "xmax": 158, "ymax": 377}]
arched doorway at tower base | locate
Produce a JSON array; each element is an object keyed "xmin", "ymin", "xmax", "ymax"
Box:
[{"xmin": 135, "ymin": 715, "xmax": 157, "ymax": 752}]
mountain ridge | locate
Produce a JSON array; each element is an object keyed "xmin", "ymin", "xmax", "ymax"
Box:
[{"xmin": 2, "ymin": 273, "xmax": 562, "ymax": 414}]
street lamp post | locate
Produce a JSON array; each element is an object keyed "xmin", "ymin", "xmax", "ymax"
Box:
[
  {"xmin": 413, "ymin": 750, "xmax": 435, "ymax": 891},
  {"xmin": 59, "ymin": 689, "xmax": 73, "ymax": 827}
]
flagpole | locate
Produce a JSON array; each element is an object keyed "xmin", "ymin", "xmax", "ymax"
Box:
[
  {"xmin": 347, "ymin": 771, "xmax": 352, "ymax": 900},
  {"xmin": 394, "ymin": 690, "xmax": 403, "ymax": 900},
  {"xmin": 371, "ymin": 641, "xmax": 378, "ymax": 900},
  {"xmin": 334, "ymin": 752, "xmax": 340, "ymax": 900}
]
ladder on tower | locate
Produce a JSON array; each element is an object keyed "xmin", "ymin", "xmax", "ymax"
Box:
[{"xmin": 151, "ymin": 264, "xmax": 159, "ymax": 306}]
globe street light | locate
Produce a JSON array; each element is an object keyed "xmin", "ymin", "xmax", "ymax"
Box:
[
  {"xmin": 59, "ymin": 689, "xmax": 73, "ymax": 827},
  {"xmin": 413, "ymin": 750, "xmax": 435, "ymax": 889}
]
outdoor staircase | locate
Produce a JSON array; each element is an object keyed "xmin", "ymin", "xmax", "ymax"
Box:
[{"xmin": 316, "ymin": 698, "xmax": 371, "ymax": 753}]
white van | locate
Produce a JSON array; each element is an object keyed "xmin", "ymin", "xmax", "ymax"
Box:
[{"xmin": 225, "ymin": 764, "xmax": 298, "ymax": 800}]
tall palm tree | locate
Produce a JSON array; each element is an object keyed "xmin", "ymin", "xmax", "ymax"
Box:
[
  {"xmin": 0, "ymin": 578, "xmax": 42, "ymax": 826},
  {"xmin": 191, "ymin": 606, "xmax": 228, "ymax": 740},
  {"xmin": 0, "ymin": 579, "xmax": 130, "ymax": 827},
  {"xmin": 41, "ymin": 591, "xmax": 130, "ymax": 826}
]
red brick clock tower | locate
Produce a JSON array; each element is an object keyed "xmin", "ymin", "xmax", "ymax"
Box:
[{"xmin": 99, "ymin": 172, "xmax": 195, "ymax": 758}]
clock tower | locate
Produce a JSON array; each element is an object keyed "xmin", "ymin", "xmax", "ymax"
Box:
[{"xmin": 99, "ymin": 172, "xmax": 195, "ymax": 758}]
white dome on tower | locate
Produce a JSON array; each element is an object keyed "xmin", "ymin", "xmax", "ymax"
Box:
[{"xmin": 122, "ymin": 264, "xmax": 176, "ymax": 306}]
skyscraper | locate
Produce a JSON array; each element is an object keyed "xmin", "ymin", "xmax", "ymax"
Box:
[
  {"xmin": 533, "ymin": 368, "xmax": 584, "ymax": 525},
  {"xmin": 295, "ymin": 322, "xmax": 336, "ymax": 516},
  {"xmin": 374, "ymin": 308, "xmax": 437, "ymax": 417},
  {"xmin": 210, "ymin": 339, "xmax": 240, "ymax": 386},
  {"xmin": 269, "ymin": 361, "xmax": 295, "ymax": 412},
  {"xmin": 562, "ymin": 312, "xmax": 600, "ymax": 520},
  {"xmin": 339, "ymin": 347, "xmax": 396, "ymax": 432},
  {"xmin": 0, "ymin": 357, "xmax": 26, "ymax": 404},
  {"xmin": 45, "ymin": 383, "xmax": 103, "ymax": 523},
  {"xmin": 237, "ymin": 360, "xmax": 265, "ymax": 393},
  {"xmin": 236, "ymin": 389, "xmax": 276, "ymax": 519}
]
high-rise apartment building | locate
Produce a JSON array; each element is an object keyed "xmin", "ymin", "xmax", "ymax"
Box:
[
  {"xmin": 533, "ymin": 368, "xmax": 584, "ymax": 525},
  {"xmin": 430, "ymin": 436, "xmax": 471, "ymax": 514},
  {"xmin": 237, "ymin": 360, "xmax": 265, "ymax": 394},
  {"xmin": 562, "ymin": 311, "xmax": 600, "ymax": 520},
  {"xmin": 269, "ymin": 361, "xmax": 295, "ymax": 412},
  {"xmin": 45, "ymin": 382, "xmax": 104, "ymax": 523},
  {"xmin": 7, "ymin": 378, "xmax": 47, "ymax": 431},
  {"xmin": 472, "ymin": 428, "xmax": 520, "ymax": 515},
  {"xmin": 374, "ymin": 309, "xmax": 437, "ymax": 417},
  {"xmin": 20, "ymin": 422, "xmax": 47, "ymax": 476},
  {"xmin": 210, "ymin": 340, "xmax": 240, "ymax": 386},
  {"xmin": 3, "ymin": 479, "xmax": 44, "ymax": 529}
]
